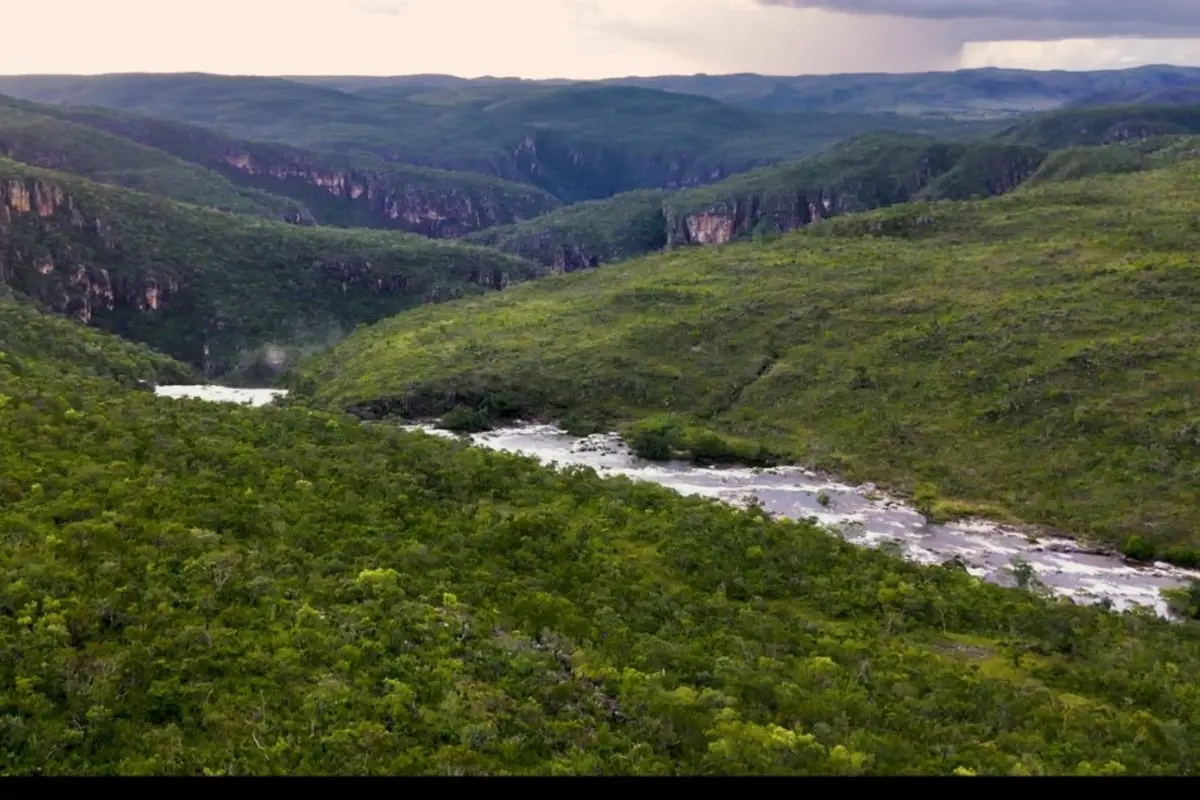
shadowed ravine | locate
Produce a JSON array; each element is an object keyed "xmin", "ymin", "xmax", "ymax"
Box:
[{"xmin": 158, "ymin": 385, "xmax": 1200, "ymax": 618}]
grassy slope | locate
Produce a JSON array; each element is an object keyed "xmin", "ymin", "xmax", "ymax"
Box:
[
  {"xmin": 4, "ymin": 322, "xmax": 1200, "ymax": 774},
  {"xmin": 297, "ymin": 162, "xmax": 1200, "ymax": 560},
  {"xmin": 1001, "ymin": 104, "xmax": 1200, "ymax": 149},
  {"xmin": 0, "ymin": 290, "xmax": 195, "ymax": 386},
  {"xmin": 0, "ymin": 103, "xmax": 299, "ymax": 219},
  {"xmin": 0, "ymin": 158, "xmax": 540, "ymax": 375},
  {"xmin": 1025, "ymin": 136, "xmax": 1200, "ymax": 186}
]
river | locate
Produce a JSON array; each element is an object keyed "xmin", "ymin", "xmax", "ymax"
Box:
[{"xmin": 156, "ymin": 385, "xmax": 1199, "ymax": 617}]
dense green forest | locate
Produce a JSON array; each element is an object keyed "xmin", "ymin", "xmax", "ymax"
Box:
[
  {"xmin": 295, "ymin": 159, "xmax": 1200, "ymax": 564},
  {"xmin": 2, "ymin": 306, "xmax": 1200, "ymax": 775},
  {"xmin": 0, "ymin": 158, "xmax": 540, "ymax": 375},
  {"xmin": 0, "ymin": 291, "xmax": 195, "ymax": 386}
]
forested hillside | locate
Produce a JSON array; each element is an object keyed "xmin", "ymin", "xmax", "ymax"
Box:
[
  {"xmin": 0, "ymin": 158, "xmax": 539, "ymax": 376},
  {"xmin": 2, "ymin": 305, "xmax": 1200, "ymax": 775}
]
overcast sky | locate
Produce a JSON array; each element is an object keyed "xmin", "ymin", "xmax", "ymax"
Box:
[{"xmin": 2, "ymin": 0, "xmax": 1199, "ymax": 77}]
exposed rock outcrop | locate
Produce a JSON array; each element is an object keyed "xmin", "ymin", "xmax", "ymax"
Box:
[
  {"xmin": 39, "ymin": 109, "xmax": 562, "ymax": 236},
  {"xmin": 0, "ymin": 177, "xmax": 180, "ymax": 324},
  {"xmin": 220, "ymin": 149, "xmax": 561, "ymax": 237},
  {"xmin": 665, "ymin": 143, "xmax": 1044, "ymax": 248},
  {"xmin": 666, "ymin": 189, "xmax": 848, "ymax": 247}
]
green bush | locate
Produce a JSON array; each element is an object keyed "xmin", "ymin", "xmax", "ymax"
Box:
[
  {"xmin": 437, "ymin": 405, "xmax": 491, "ymax": 433},
  {"xmin": 1122, "ymin": 536, "xmax": 1158, "ymax": 562}
]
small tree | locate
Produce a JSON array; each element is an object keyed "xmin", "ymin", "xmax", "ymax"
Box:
[{"xmin": 1007, "ymin": 556, "xmax": 1040, "ymax": 591}]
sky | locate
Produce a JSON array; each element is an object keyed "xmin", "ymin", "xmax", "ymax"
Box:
[{"xmin": 2, "ymin": 0, "xmax": 1199, "ymax": 78}]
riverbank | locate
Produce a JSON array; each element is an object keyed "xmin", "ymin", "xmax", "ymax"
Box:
[{"xmin": 154, "ymin": 386, "xmax": 1200, "ymax": 617}]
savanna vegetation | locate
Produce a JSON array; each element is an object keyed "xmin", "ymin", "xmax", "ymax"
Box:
[
  {"xmin": 3, "ymin": 307, "xmax": 1200, "ymax": 775},
  {"xmin": 295, "ymin": 159, "xmax": 1200, "ymax": 563}
]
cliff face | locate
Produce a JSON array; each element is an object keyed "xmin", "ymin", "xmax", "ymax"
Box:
[
  {"xmin": 666, "ymin": 189, "xmax": 847, "ymax": 247},
  {"xmin": 45, "ymin": 109, "xmax": 563, "ymax": 237},
  {"xmin": 0, "ymin": 177, "xmax": 181, "ymax": 326},
  {"xmin": 220, "ymin": 149, "xmax": 560, "ymax": 237}
]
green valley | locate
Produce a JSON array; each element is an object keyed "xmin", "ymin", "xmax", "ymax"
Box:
[
  {"xmin": 5, "ymin": 55, "xmax": 1200, "ymax": 778},
  {"xmin": 296, "ymin": 158, "xmax": 1200, "ymax": 563},
  {"xmin": 0, "ymin": 95, "xmax": 563, "ymax": 236},
  {"xmin": 461, "ymin": 134, "xmax": 1048, "ymax": 268}
]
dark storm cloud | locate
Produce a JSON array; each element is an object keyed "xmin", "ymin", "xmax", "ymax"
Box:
[{"xmin": 756, "ymin": 1, "xmax": 1200, "ymax": 36}]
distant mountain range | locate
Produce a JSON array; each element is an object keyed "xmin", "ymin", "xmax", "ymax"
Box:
[{"xmin": 288, "ymin": 65, "xmax": 1200, "ymax": 118}]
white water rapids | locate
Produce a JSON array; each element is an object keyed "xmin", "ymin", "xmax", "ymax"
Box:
[{"xmin": 156, "ymin": 385, "xmax": 1200, "ymax": 617}]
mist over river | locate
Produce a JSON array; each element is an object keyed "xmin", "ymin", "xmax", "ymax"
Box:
[{"xmin": 157, "ymin": 385, "xmax": 1200, "ymax": 618}]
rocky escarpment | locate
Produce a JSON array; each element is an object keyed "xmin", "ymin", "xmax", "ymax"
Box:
[
  {"xmin": 39, "ymin": 107, "xmax": 563, "ymax": 236},
  {"xmin": 0, "ymin": 164, "xmax": 545, "ymax": 376},
  {"xmin": 0, "ymin": 177, "xmax": 176, "ymax": 325},
  {"xmin": 665, "ymin": 189, "xmax": 849, "ymax": 247},
  {"xmin": 220, "ymin": 149, "xmax": 562, "ymax": 237}
]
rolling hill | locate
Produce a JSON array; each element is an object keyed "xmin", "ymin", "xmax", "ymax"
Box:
[
  {"xmin": 0, "ymin": 102, "xmax": 306, "ymax": 221},
  {"xmin": 1000, "ymin": 104, "xmax": 1200, "ymax": 149},
  {"xmin": 295, "ymin": 66, "xmax": 1200, "ymax": 118},
  {"xmin": 0, "ymin": 74, "xmax": 996, "ymax": 203}
]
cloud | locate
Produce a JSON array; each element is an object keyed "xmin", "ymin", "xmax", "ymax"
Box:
[
  {"xmin": 0, "ymin": 0, "xmax": 1197, "ymax": 79},
  {"xmin": 756, "ymin": 1, "xmax": 1200, "ymax": 37},
  {"xmin": 359, "ymin": 2, "xmax": 408, "ymax": 15}
]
